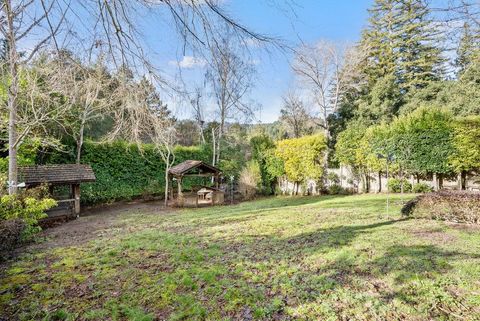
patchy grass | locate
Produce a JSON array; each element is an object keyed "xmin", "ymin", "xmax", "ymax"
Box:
[{"xmin": 1, "ymin": 194, "xmax": 480, "ymax": 320}]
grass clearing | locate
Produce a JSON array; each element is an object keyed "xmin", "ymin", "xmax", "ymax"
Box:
[{"xmin": 1, "ymin": 194, "xmax": 480, "ymax": 320}]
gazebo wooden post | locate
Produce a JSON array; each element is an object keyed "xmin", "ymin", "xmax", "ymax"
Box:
[
  {"xmin": 177, "ymin": 175, "xmax": 184, "ymax": 207},
  {"xmin": 72, "ymin": 183, "xmax": 81, "ymax": 215},
  {"xmin": 169, "ymin": 174, "xmax": 174, "ymax": 201}
]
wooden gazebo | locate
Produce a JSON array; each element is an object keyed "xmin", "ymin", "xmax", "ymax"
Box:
[
  {"xmin": 19, "ymin": 164, "xmax": 96, "ymax": 217},
  {"xmin": 168, "ymin": 160, "xmax": 223, "ymax": 207}
]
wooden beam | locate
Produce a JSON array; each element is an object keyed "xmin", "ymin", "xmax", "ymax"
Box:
[
  {"xmin": 73, "ymin": 184, "xmax": 81, "ymax": 215},
  {"xmin": 177, "ymin": 177, "xmax": 184, "ymax": 207}
]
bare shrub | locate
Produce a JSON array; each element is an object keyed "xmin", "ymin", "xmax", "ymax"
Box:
[
  {"xmin": 239, "ymin": 161, "xmax": 261, "ymax": 201},
  {"xmin": 402, "ymin": 190, "xmax": 480, "ymax": 224},
  {"xmin": 0, "ymin": 219, "xmax": 26, "ymax": 259}
]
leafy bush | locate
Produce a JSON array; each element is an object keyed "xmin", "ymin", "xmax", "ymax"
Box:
[
  {"xmin": 328, "ymin": 184, "xmax": 354, "ymax": 195},
  {"xmin": 327, "ymin": 172, "xmax": 340, "ymax": 185},
  {"xmin": 412, "ymin": 183, "xmax": 433, "ymax": 193},
  {"xmin": 0, "ymin": 189, "xmax": 57, "ymax": 238},
  {"xmin": 402, "ymin": 190, "xmax": 480, "ymax": 224},
  {"xmin": 0, "ymin": 179, "xmax": 57, "ymax": 239},
  {"xmin": 387, "ymin": 178, "xmax": 412, "ymax": 193},
  {"xmin": 239, "ymin": 160, "xmax": 262, "ymax": 200}
]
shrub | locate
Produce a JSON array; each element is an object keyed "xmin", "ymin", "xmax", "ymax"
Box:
[
  {"xmin": 328, "ymin": 184, "xmax": 354, "ymax": 195},
  {"xmin": 402, "ymin": 190, "xmax": 480, "ymax": 224},
  {"xmin": 0, "ymin": 219, "xmax": 26, "ymax": 258},
  {"xmin": 239, "ymin": 161, "xmax": 262, "ymax": 200},
  {"xmin": 0, "ymin": 185, "xmax": 57, "ymax": 239},
  {"xmin": 412, "ymin": 183, "xmax": 433, "ymax": 193},
  {"xmin": 387, "ymin": 178, "xmax": 412, "ymax": 193},
  {"xmin": 328, "ymin": 184, "xmax": 343, "ymax": 195},
  {"xmin": 327, "ymin": 172, "xmax": 340, "ymax": 185}
]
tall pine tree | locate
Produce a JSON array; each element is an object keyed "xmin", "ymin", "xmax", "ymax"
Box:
[
  {"xmin": 455, "ymin": 22, "xmax": 480, "ymax": 76},
  {"xmin": 396, "ymin": 0, "xmax": 444, "ymax": 92},
  {"xmin": 355, "ymin": 0, "xmax": 444, "ymax": 122}
]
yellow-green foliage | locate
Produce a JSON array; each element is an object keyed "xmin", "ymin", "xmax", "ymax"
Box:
[
  {"xmin": 335, "ymin": 122, "xmax": 367, "ymax": 167},
  {"xmin": 356, "ymin": 124, "xmax": 389, "ymax": 172},
  {"xmin": 450, "ymin": 116, "xmax": 480, "ymax": 172},
  {"xmin": 0, "ymin": 185, "xmax": 57, "ymax": 238},
  {"xmin": 275, "ymin": 134, "xmax": 326, "ymax": 183}
]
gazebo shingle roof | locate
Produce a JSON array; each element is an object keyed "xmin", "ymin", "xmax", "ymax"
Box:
[
  {"xmin": 19, "ymin": 164, "xmax": 96, "ymax": 185},
  {"xmin": 168, "ymin": 160, "xmax": 221, "ymax": 176}
]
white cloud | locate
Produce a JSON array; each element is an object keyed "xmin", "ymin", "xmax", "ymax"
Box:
[{"xmin": 169, "ymin": 56, "xmax": 207, "ymax": 69}]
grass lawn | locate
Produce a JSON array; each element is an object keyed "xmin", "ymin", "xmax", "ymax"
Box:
[{"xmin": 1, "ymin": 194, "xmax": 480, "ymax": 320}]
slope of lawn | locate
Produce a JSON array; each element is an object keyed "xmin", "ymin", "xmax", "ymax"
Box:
[{"xmin": 1, "ymin": 194, "xmax": 480, "ymax": 320}]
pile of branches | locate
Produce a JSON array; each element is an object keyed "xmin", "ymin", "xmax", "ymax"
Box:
[{"xmin": 402, "ymin": 190, "xmax": 480, "ymax": 224}]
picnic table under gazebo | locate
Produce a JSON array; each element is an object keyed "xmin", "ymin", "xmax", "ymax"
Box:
[{"xmin": 167, "ymin": 160, "xmax": 224, "ymax": 207}]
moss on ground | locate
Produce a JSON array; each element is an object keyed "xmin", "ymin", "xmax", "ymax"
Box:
[{"xmin": 1, "ymin": 194, "xmax": 479, "ymax": 320}]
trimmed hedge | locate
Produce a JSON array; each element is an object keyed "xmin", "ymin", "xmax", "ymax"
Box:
[
  {"xmin": 82, "ymin": 141, "xmax": 211, "ymax": 204},
  {"xmin": 402, "ymin": 190, "xmax": 480, "ymax": 224},
  {"xmin": 44, "ymin": 141, "xmax": 212, "ymax": 204}
]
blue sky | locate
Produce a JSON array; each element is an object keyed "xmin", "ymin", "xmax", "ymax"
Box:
[{"xmin": 149, "ymin": 1, "xmax": 374, "ymax": 123}]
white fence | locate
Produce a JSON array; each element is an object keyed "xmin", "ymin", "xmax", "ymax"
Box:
[{"xmin": 278, "ymin": 166, "xmax": 480, "ymax": 195}]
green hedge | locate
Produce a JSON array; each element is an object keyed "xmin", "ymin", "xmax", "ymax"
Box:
[
  {"xmin": 80, "ymin": 141, "xmax": 211, "ymax": 204},
  {"xmin": 41, "ymin": 141, "xmax": 211, "ymax": 204}
]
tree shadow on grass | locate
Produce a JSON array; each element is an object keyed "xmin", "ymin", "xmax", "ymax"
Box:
[
  {"xmin": 221, "ymin": 218, "xmax": 410, "ymax": 262},
  {"xmin": 181, "ymin": 195, "xmax": 352, "ymax": 226}
]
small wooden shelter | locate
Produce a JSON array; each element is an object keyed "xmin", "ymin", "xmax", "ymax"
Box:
[
  {"xmin": 19, "ymin": 164, "xmax": 96, "ymax": 217},
  {"xmin": 168, "ymin": 160, "xmax": 223, "ymax": 207}
]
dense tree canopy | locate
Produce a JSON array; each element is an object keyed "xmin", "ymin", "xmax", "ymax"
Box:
[{"xmin": 275, "ymin": 134, "xmax": 326, "ymax": 185}]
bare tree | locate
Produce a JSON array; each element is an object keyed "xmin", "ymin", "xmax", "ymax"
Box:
[
  {"xmin": 1, "ymin": 0, "xmax": 64, "ymax": 193},
  {"xmin": 189, "ymin": 86, "xmax": 207, "ymax": 145},
  {"xmin": 48, "ymin": 53, "xmax": 113, "ymax": 164},
  {"xmin": 206, "ymin": 30, "xmax": 257, "ymax": 166},
  {"xmin": 0, "ymin": 0, "xmax": 275, "ymax": 194},
  {"xmin": 279, "ymin": 92, "xmax": 313, "ymax": 138},
  {"xmin": 292, "ymin": 41, "xmax": 364, "ymax": 137}
]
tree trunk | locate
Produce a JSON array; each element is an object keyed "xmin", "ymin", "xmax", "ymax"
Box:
[
  {"xmin": 438, "ymin": 174, "xmax": 444, "ymax": 190},
  {"xmin": 377, "ymin": 171, "xmax": 382, "ymax": 193},
  {"xmin": 5, "ymin": 0, "xmax": 19, "ymax": 195},
  {"xmin": 76, "ymin": 117, "xmax": 86, "ymax": 164},
  {"xmin": 361, "ymin": 173, "xmax": 366, "ymax": 193},
  {"xmin": 199, "ymin": 125, "xmax": 206, "ymax": 145},
  {"xmin": 432, "ymin": 173, "xmax": 438, "ymax": 191},
  {"xmin": 164, "ymin": 172, "xmax": 170, "ymax": 207},
  {"xmin": 458, "ymin": 171, "xmax": 467, "ymax": 190},
  {"xmin": 216, "ymin": 119, "xmax": 224, "ymax": 166},
  {"xmin": 399, "ymin": 168, "xmax": 404, "ymax": 194},
  {"xmin": 211, "ymin": 127, "xmax": 216, "ymax": 167}
]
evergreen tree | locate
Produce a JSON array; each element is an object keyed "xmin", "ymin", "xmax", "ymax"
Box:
[
  {"xmin": 360, "ymin": 0, "xmax": 400, "ymax": 86},
  {"xmin": 354, "ymin": 0, "xmax": 444, "ymax": 122},
  {"xmin": 396, "ymin": 0, "xmax": 445, "ymax": 92},
  {"xmin": 455, "ymin": 22, "xmax": 480, "ymax": 76}
]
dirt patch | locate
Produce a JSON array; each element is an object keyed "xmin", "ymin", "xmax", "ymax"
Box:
[
  {"xmin": 446, "ymin": 222, "xmax": 480, "ymax": 233},
  {"xmin": 409, "ymin": 228, "xmax": 457, "ymax": 244},
  {"xmin": 12, "ymin": 200, "xmax": 175, "ymax": 256}
]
